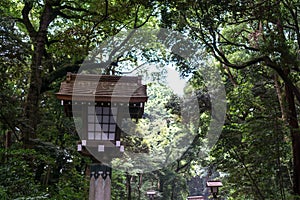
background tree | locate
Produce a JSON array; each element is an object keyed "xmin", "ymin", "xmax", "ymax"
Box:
[
  {"xmin": 210, "ymin": 66, "xmax": 292, "ymax": 199},
  {"xmin": 159, "ymin": 0, "xmax": 300, "ymax": 197}
]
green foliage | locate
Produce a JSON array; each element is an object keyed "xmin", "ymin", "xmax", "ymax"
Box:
[
  {"xmin": 0, "ymin": 147, "xmax": 48, "ymax": 199},
  {"xmin": 161, "ymin": 0, "xmax": 300, "ymax": 198},
  {"xmin": 111, "ymin": 170, "xmax": 127, "ymax": 200},
  {"xmin": 158, "ymin": 169, "xmax": 189, "ymax": 200},
  {"xmin": 211, "ymin": 68, "xmax": 293, "ymax": 199}
]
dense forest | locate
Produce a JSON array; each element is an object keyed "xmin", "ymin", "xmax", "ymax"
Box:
[{"xmin": 0, "ymin": 0, "xmax": 299, "ymax": 199}]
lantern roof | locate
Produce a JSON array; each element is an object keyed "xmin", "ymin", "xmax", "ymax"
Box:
[
  {"xmin": 206, "ymin": 180, "xmax": 223, "ymax": 187},
  {"xmin": 56, "ymin": 72, "xmax": 148, "ymax": 103},
  {"xmin": 187, "ymin": 196, "xmax": 204, "ymax": 200}
]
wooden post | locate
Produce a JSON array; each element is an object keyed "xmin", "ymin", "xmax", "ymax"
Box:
[
  {"xmin": 89, "ymin": 164, "xmax": 112, "ymax": 200},
  {"xmin": 5, "ymin": 131, "xmax": 12, "ymax": 149}
]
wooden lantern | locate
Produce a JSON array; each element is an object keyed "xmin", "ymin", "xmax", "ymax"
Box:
[{"xmin": 56, "ymin": 72, "xmax": 148, "ymax": 161}]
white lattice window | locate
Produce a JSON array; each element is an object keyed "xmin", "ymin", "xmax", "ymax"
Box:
[{"xmin": 87, "ymin": 106, "xmax": 117, "ymax": 141}]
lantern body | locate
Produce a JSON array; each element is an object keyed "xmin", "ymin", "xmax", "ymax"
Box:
[
  {"xmin": 212, "ymin": 186, "xmax": 218, "ymax": 193},
  {"xmin": 146, "ymin": 190, "xmax": 156, "ymax": 200}
]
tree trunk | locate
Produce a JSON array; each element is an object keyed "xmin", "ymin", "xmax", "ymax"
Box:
[
  {"xmin": 138, "ymin": 173, "xmax": 142, "ymax": 200},
  {"xmin": 24, "ymin": 50, "xmax": 43, "ymax": 143},
  {"xmin": 126, "ymin": 174, "xmax": 132, "ymax": 200},
  {"xmin": 285, "ymin": 82, "xmax": 300, "ymax": 198},
  {"xmin": 22, "ymin": 1, "xmax": 56, "ymax": 145},
  {"xmin": 274, "ymin": 74, "xmax": 287, "ymax": 121},
  {"xmin": 23, "ymin": 32, "xmax": 46, "ymax": 144},
  {"xmin": 5, "ymin": 130, "xmax": 12, "ymax": 149}
]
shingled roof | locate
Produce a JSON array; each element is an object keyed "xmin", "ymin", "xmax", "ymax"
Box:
[{"xmin": 56, "ymin": 72, "xmax": 148, "ymax": 103}]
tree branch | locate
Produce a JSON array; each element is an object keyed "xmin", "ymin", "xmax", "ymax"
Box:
[
  {"xmin": 217, "ymin": 31, "xmax": 260, "ymax": 52},
  {"xmin": 134, "ymin": 8, "xmax": 153, "ymax": 28},
  {"xmin": 41, "ymin": 63, "xmax": 80, "ymax": 93},
  {"xmin": 39, "ymin": 1, "xmax": 59, "ymax": 33},
  {"xmin": 58, "ymin": 0, "xmax": 108, "ymax": 22},
  {"xmin": 21, "ymin": 1, "xmax": 37, "ymax": 39},
  {"xmin": 264, "ymin": 57, "xmax": 300, "ymax": 104}
]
